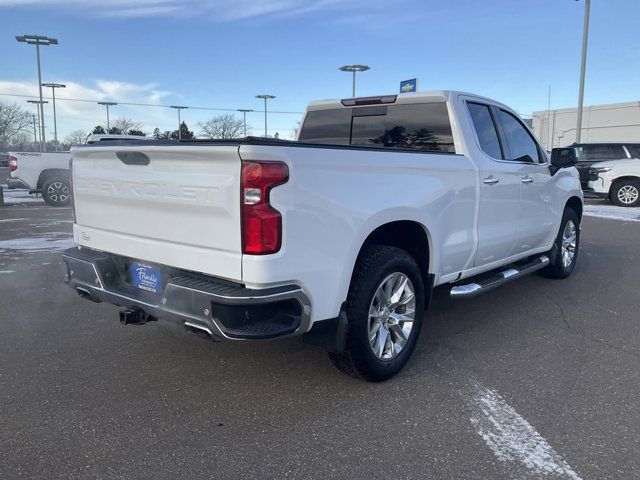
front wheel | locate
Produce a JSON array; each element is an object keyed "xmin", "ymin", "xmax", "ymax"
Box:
[
  {"xmin": 42, "ymin": 177, "xmax": 71, "ymax": 207},
  {"xmin": 610, "ymin": 180, "xmax": 640, "ymax": 207},
  {"xmin": 328, "ymin": 245, "xmax": 424, "ymax": 382},
  {"xmin": 540, "ymin": 208, "xmax": 580, "ymax": 279}
]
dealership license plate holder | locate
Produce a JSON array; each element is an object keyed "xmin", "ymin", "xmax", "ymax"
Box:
[{"xmin": 130, "ymin": 262, "xmax": 162, "ymax": 294}]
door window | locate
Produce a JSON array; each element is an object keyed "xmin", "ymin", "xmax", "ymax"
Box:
[
  {"xmin": 497, "ymin": 109, "xmax": 542, "ymax": 163},
  {"xmin": 467, "ymin": 102, "xmax": 503, "ymax": 159}
]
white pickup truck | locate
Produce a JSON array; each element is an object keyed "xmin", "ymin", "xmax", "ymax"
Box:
[
  {"xmin": 63, "ymin": 91, "xmax": 582, "ymax": 381},
  {"xmin": 8, "ymin": 151, "xmax": 72, "ymax": 206},
  {"xmin": 8, "ymin": 134, "xmax": 149, "ymax": 206}
]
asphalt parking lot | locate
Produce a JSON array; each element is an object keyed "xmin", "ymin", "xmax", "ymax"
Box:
[{"xmin": 1, "ymin": 168, "xmax": 640, "ymax": 479}]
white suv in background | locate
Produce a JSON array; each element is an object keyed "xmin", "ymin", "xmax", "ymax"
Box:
[{"xmin": 576, "ymin": 143, "xmax": 640, "ymax": 207}]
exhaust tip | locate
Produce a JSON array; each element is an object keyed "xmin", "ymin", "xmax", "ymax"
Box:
[
  {"xmin": 76, "ymin": 287, "xmax": 101, "ymax": 303},
  {"xmin": 184, "ymin": 321, "xmax": 217, "ymax": 341}
]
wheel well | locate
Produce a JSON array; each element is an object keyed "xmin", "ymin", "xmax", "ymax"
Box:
[
  {"xmin": 610, "ymin": 176, "xmax": 640, "ymax": 191},
  {"xmin": 565, "ymin": 196, "xmax": 583, "ymax": 221},
  {"xmin": 37, "ymin": 169, "xmax": 70, "ymax": 190},
  {"xmin": 356, "ymin": 221, "xmax": 431, "ymax": 286}
]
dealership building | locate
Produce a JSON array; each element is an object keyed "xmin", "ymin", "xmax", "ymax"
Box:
[{"xmin": 531, "ymin": 100, "xmax": 640, "ymax": 149}]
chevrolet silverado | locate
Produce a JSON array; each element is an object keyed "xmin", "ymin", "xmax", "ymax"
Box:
[{"xmin": 63, "ymin": 91, "xmax": 582, "ymax": 381}]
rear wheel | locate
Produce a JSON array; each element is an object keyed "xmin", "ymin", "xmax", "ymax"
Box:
[
  {"xmin": 328, "ymin": 245, "xmax": 424, "ymax": 382},
  {"xmin": 610, "ymin": 180, "xmax": 640, "ymax": 207},
  {"xmin": 540, "ymin": 208, "xmax": 580, "ymax": 279},
  {"xmin": 42, "ymin": 177, "xmax": 71, "ymax": 207}
]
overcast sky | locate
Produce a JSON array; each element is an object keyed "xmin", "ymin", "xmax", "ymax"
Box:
[{"xmin": 1, "ymin": 0, "xmax": 638, "ymax": 141}]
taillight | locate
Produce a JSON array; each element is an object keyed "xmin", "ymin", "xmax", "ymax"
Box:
[
  {"xmin": 8, "ymin": 156, "xmax": 17, "ymax": 172},
  {"xmin": 241, "ymin": 161, "xmax": 288, "ymax": 255}
]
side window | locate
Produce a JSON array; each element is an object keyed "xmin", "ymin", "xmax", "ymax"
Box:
[
  {"xmin": 626, "ymin": 145, "xmax": 640, "ymax": 159},
  {"xmin": 582, "ymin": 144, "xmax": 626, "ymax": 161},
  {"xmin": 467, "ymin": 102, "xmax": 502, "ymax": 159},
  {"xmin": 497, "ymin": 109, "xmax": 541, "ymax": 163}
]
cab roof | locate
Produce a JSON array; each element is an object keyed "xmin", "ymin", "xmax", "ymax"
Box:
[{"xmin": 305, "ymin": 91, "xmax": 508, "ymax": 111}]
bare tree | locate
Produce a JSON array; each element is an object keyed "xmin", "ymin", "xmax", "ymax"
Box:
[
  {"xmin": 0, "ymin": 100, "xmax": 32, "ymax": 149},
  {"xmin": 199, "ymin": 114, "xmax": 246, "ymax": 139},
  {"xmin": 63, "ymin": 130, "xmax": 88, "ymax": 146},
  {"xmin": 8, "ymin": 133, "xmax": 34, "ymax": 151},
  {"xmin": 291, "ymin": 120, "xmax": 302, "ymax": 140},
  {"xmin": 109, "ymin": 117, "xmax": 144, "ymax": 135}
]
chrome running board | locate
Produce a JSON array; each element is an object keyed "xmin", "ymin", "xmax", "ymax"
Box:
[{"xmin": 450, "ymin": 255, "xmax": 549, "ymax": 298}]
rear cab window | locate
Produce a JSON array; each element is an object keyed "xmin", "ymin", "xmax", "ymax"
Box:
[{"xmin": 299, "ymin": 101, "xmax": 455, "ymax": 153}]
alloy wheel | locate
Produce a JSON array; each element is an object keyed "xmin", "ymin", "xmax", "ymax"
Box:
[
  {"xmin": 47, "ymin": 182, "xmax": 70, "ymax": 204},
  {"xmin": 617, "ymin": 185, "xmax": 639, "ymax": 205},
  {"xmin": 368, "ymin": 272, "xmax": 416, "ymax": 360},
  {"xmin": 561, "ymin": 220, "xmax": 577, "ymax": 268}
]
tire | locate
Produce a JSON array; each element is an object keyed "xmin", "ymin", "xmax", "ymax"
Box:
[
  {"xmin": 610, "ymin": 180, "xmax": 640, "ymax": 207},
  {"xmin": 328, "ymin": 245, "xmax": 424, "ymax": 382},
  {"xmin": 42, "ymin": 177, "xmax": 71, "ymax": 207},
  {"xmin": 540, "ymin": 208, "xmax": 580, "ymax": 279}
]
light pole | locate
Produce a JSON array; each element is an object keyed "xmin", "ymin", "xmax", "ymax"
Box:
[
  {"xmin": 27, "ymin": 100, "xmax": 48, "ymax": 151},
  {"xmin": 547, "ymin": 84, "xmax": 552, "ymax": 149},
  {"xmin": 16, "ymin": 34, "xmax": 58, "ymax": 152},
  {"xmin": 41, "ymin": 82, "xmax": 65, "ymax": 149},
  {"xmin": 98, "ymin": 101, "xmax": 117, "ymax": 131},
  {"xmin": 30, "ymin": 114, "xmax": 38, "ymax": 148},
  {"xmin": 338, "ymin": 64, "xmax": 370, "ymax": 97},
  {"xmin": 255, "ymin": 95, "xmax": 275, "ymax": 137},
  {"xmin": 575, "ymin": 0, "xmax": 590, "ymax": 143},
  {"xmin": 237, "ymin": 109, "xmax": 254, "ymax": 138},
  {"xmin": 170, "ymin": 106, "xmax": 188, "ymax": 140}
]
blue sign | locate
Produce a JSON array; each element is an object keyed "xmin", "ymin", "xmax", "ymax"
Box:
[
  {"xmin": 400, "ymin": 78, "xmax": 418, "ymax": 94},
  {"xmin": 131, "ymin": 262, "xmax": 162, "ymax": 293}
]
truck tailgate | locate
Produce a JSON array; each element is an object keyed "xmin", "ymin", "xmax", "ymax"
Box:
[{"xmin": 71, "ymin": 144, "xmax": 242, "ymax": 281}]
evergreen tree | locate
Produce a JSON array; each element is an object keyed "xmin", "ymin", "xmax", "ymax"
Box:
[{"xmin": 170, "ymin": 121, "xmax": 195, "ymax": 140}]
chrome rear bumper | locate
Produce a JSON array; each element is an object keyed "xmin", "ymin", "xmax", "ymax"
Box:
[{"xmin": 62, "ymin": 247, "xmax": 312, "ymax": 341}]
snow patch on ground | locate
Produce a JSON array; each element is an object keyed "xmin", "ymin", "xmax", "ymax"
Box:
[
  {"xmin": 468, "ymin": 382, "xmax": 582, "ymax": 479},
  {"xmin": 1, "ymin": 187, "xmax": 44, "ymax": 205},
  {"xmin": 0, "ymin": 270, "xmax": 15, "ymax": 273},
  {"xmin": 0, "ymin": 235, "xmax": 73, "ymax": 253},
  {"xmin": 584, "ymin": 204, "xmax": 640, "ymax": 222}
]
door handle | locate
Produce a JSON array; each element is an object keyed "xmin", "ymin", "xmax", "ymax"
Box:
[
  {"xmin": 483, "ymin": 175, "xmax": 500, "ymax": 185},
  {"xmin": 521, "ymin": 175, "xmax": 534, "ymax": 184}
]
